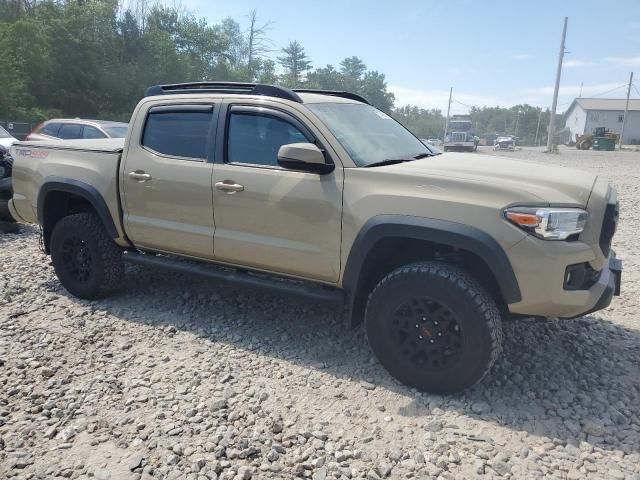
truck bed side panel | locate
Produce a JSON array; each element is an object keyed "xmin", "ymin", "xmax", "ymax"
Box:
[{"xmin": 10, "ymin": 140, "xmax": 128, "ymax": 245}]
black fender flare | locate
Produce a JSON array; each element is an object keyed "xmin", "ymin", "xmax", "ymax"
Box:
[
  {"xmin": 37, "ymin": 177, "xmax": 118, "ymax": 239},
  {"xmin": 342, "ymin": 215, "xmax": 522, "ymax": 319}
]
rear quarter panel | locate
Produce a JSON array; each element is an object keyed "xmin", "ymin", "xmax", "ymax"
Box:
[{"xmin": 10, "ymin": 139, "xmax": 128, "ymax": 244}]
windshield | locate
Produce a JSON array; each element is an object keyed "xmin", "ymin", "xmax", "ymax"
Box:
[
  {"xmin": 306, "ymin": 103, "xmax": 432, "ymax": 167},
  {"xmin": 0, "ymin": 126, "xmax": 12, "ymax": 139},
  {"xmin": 103, "ymin": 126, "xmax": 128, "ymax": 138}
]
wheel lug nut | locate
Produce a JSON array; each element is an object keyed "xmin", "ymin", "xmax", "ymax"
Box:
[
  {"xmin": 422, "ymin": 317, "xmax": 426, "ymax": 321},
  {"xmin": 419, "ymin": 335, "xmax": 423, "ymax": 339},
  {"xmin": 437, "ymin": 332, "xmax": 442, "ymax": 337},
  {"xmin": 433, "ymin": 321, "xmax": 439, "ymax": 326},
  {"xmin": 429, "ymin": 339, "xmax": 435, "ymax": 344},
  {"xmin": 415, "ymin": 324, "xmax": 419, "ymax": 328}
]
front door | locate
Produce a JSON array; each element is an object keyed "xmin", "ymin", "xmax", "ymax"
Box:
[
  {"xmin": 121, "ymin": 103, "xmax": 217, "ymax": 258},
  {"xmin": 212, "ymin": 104, "xmax": 343, "ymax": 283}
]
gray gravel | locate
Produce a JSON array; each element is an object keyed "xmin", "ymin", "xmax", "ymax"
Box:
[{"xmin": 1, "ymin": 147, "xmax": 640, "ymax": 479}]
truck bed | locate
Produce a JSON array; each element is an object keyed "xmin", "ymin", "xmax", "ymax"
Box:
[{"xmin": 10, "ymin": 138, "xmax": 128, "ymax": 244}]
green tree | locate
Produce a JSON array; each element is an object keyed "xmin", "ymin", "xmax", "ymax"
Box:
[
  {"xmin": 306, "ymin": 65, "xmax": 343, "ymax": 90},
  {"xmin": 361, "ymin": 71, "xmax": 394, "ymax": 113},
  {"xmin": 277, "ymin": 40, "xmax": 311, "ymax": 87}
]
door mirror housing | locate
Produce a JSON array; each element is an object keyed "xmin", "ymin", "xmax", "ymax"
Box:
[{"xmin": 277, "ymin": 143, "xmax": 334, "ymax": 174}]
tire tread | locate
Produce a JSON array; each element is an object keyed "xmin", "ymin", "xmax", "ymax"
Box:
[{"xmin": 365, "ymin": 261, "xmax": 503, "ymax": 391}]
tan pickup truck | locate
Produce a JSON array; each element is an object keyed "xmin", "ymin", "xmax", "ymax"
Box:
[{"xmin": 9, "ymin": 82, "xmax": 621, "ymax": 394}]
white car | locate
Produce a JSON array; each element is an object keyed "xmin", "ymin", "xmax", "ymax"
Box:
[{"xmin": 0, "ymin": 126, "xmax": 17, "ymax": 149}]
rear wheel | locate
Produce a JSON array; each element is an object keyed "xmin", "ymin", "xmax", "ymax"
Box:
[
  {"xmin": 50, "ymin": 213, "xmax": 123, "ymax": 299},
  {"xmin": 365, "ymin": 262, "xmax": 502, "ymax": 394}
]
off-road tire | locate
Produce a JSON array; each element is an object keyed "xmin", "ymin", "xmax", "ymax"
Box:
[
  {"xmin": 365, "ymin": 261, "xmax": 502, "ymax": 394},
  {"xmin": 50, "ymin": 213, "xmax": 123, "ymax": 299}
]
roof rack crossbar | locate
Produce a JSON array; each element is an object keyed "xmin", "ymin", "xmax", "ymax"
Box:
[
  {"xmin": 292, "ymin": 89, "xmax": 370, "ymax": 105},
  {"xmin": 145, "ymin": 82, "xmax": 303, "ymax": 103}
]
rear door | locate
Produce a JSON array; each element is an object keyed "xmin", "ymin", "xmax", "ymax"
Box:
[{"xmin": 121, "ymin": 102, "xmax": 217, "ymax": 258}]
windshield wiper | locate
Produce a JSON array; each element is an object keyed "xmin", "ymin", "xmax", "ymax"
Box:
[
  {"xmin": 365, "ymin": 152, "xmax": 438, "ymax": 168},
  {"xmin": 365, "ymin": 159, "xmax": 412, "ymax": 168}
]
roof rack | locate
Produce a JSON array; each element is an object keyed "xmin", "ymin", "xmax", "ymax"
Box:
[
  {"xmin": 292, "ymin": 89, "xmax": 370, "ymax": 105},
  {"xmin": 145, "ymin": 82, "xmax": 303, "ymax": 103}
]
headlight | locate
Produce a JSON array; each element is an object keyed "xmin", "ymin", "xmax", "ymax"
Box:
[{"xmin": 505, "ymin": 207, "xmax": 587, "ymax": 240}]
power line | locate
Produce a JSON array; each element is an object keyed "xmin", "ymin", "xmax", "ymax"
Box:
[
  {"xmin": 453, "ymin": 82, "xmax": 632, "ymax": 112},
  {"xmin": 555, "ymin": 83, "xmax": 628, "ymax": 108},
  {"xmin": 451, "ymin": 98, "xmax": 475, "ymax": 109},
  {"xmin": 590, "ymin": 84, "xmax": 629, "ymax": 98}
]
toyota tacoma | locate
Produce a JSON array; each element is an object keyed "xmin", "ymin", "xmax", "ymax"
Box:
[{"xmin": 9, "ymin": 82, "xmax": 622, "ymax": 394}]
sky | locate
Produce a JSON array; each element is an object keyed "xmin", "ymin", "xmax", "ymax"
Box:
[{"xmin": 179, "ymin": 0, "xmax": 640, "ymax": 114}]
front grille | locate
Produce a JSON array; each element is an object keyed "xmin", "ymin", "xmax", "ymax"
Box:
[
  {"xmin": 451, "ymin": 132, "xmax": 467, "ymax": 142},
  {"xmin": 599, "ymin": 195, "xmax": 619, "ymax": 256}
]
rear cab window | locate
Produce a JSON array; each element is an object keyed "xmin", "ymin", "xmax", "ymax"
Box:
[{"xmin": 142, "ymin": 105, "xmax": 214, "ymax": 160}]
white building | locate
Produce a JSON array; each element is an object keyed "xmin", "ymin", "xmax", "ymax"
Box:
[{"xmin": 563, "ymin": 98, "xmax": 640, "ymax": 145}]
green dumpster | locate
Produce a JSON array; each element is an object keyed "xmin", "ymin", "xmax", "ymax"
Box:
[{"xmin": 593, "ymin": 137, "xmax": 615, "ymax": 151}]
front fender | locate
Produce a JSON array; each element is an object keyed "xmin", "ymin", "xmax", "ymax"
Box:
[{"xmin": 342, "ymin": 215, "xmax": 522, "ymax": 325}]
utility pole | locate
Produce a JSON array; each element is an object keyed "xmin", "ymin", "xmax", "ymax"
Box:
[
  {"xmin": 514, "ymin": 109, "xmax": 520, "ymax": 138},
  {"xmin": 546, "ymin": 17, "xmax": 568, "ymax": 152},
  {"xmin": 619, "ymin": 72, "xmax": 634, "ymax": 149},
  {"xmin": 444, "ymin": 87, "xmax": 452, "ymax": 141},
  {"xmin": 535, "ymin": 108, "xmax": 543, "ymax": 146}
]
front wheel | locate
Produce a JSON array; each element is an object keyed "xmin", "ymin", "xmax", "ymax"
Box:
[
  {"xmin": 50, "ymin": 213, "xmax": 123, "ymax": 299},
  {"xmin": 365, "ymin": 262, "xmax": 502, "ymax": 394}
]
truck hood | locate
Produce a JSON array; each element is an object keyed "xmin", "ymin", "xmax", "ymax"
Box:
[{"xmin": 380, "ymin": 152, "xmax": 596, "ymax": 206}]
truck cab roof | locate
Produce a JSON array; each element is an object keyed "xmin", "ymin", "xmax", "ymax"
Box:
[{"xmin": 144, "ymin": 82, "xmax": 369, "ymax": 105}]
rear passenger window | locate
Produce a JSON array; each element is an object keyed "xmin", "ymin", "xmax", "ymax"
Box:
[
  {"xmin": 142, "ymin": 106, "xmax": 213, "ymax": 160},
  {"xmin": 83, "ymin": 126, "xmax": 106, "ymax": 139},
  {"xmin": 41, "ymin": 123, "xmax": 61, "ymax": 137},
  {"xmin": 58, "ymin": 124, "xmax": 83, "ymax": 139}
]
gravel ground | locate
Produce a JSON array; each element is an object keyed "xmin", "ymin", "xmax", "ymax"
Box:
[{"xmin": 1, "ymin": 147, "xmax": 639, "ymax": 480}]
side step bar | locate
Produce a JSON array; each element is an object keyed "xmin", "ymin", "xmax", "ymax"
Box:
[{"xmin": 122, "ymin": 251, "xmax": 345, "ymax": 304}]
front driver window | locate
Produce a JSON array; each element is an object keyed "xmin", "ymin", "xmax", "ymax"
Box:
[{"xmin": 227, "ymin": 112, "xmax": 308, "ymax": 167}]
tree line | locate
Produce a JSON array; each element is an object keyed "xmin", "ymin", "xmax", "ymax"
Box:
[{"xmin": 0, "ymin": 0, "xmax": 549, "ymax": 143}]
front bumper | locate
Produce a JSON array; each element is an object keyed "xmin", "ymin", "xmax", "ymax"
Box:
[
  {"xmin": 507, "ymin": 235, "xmax": 622, "ymax": 318},
  {"xmin": 564, "ymin": 255, "xmax": 622, "ymax": 318}
]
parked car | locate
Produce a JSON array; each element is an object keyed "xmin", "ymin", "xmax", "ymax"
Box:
[
  {"xmin": 25, "ymin": 119, "xmax": 128, "ymax": 141},
  {"xmin": 9, "ymin": 82, "xmax": 622, "ymax": 394},
  {"xmin": 0, "ymin": 125, "xmax": 18, "ymax": 149},
  {"xmin": 427, "ymin": 138, "xmax": 443, "ymax": 146},
  {"xmin": 0, "ymin": 144, "xmax": 14, "ymax": 221},
  {"xmin": 494, "ymin": 136, "xmax": 516, "ymax": 151}
]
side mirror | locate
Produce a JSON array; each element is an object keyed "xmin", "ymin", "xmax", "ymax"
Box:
[{"xmin": 277, "ymin": 143, "xmax": 334, "ymax": 174}]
